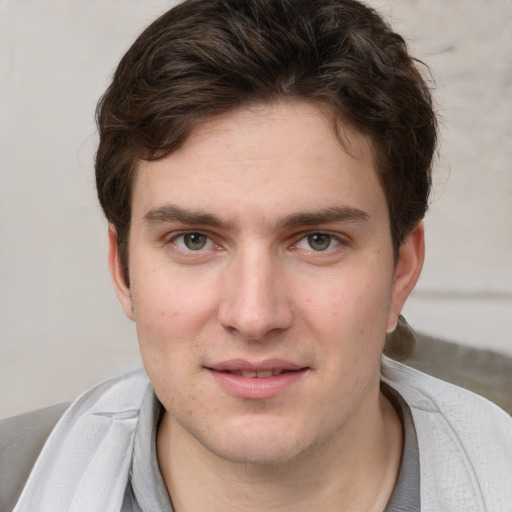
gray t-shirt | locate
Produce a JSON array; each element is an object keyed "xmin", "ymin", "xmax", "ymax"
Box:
[{"xmin": 121, "ymin": 384, "xmax": 420, "ymax": 511}]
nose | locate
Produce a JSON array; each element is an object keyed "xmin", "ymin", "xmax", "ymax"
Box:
[{"xmin": 218, "ymin": 249, "xmax": 293, "ymax": 340}]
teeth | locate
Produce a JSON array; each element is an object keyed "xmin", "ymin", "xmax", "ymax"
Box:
[
  {"xmin": 256, "ymin": 370, "xmax": 273, "ymax": 378},
  {"xmin": 230, "ymin": 369, "xmax": 286, "ymax": 378}
]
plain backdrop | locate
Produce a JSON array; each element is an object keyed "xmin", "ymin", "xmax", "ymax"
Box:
[{"xmin": 1, "ymin": 0, "xmax": 511, "ymax": 418}]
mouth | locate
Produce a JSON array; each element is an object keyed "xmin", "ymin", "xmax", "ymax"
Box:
[
  {"xmin": 207, "ymin": 358, "xmax": 307, "ymax": 376},
  {"xmin": 218, "ymin": 368, "xmax": 299, "ymax": 378},
  {"xmin": 206, "ymin": 360, "xmax": 308, "ymax": 399}
]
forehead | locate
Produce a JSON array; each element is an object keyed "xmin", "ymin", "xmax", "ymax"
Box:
[
  {"xmin": 172, "ymin": 101, "xmax": 374, "ymax": 171},
  {"xmin": 131, "ymin": 101, "xmax": 385, "ymax": 225}
]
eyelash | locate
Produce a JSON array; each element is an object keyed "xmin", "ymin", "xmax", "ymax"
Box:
[
  {"xmin": 294, "ymin": 232, "xmax": 343, "ymax": 252},
  {"xmin": 166, "ymin": 231, "xmax": 218, "ymax": 252},
  {"xmin": 165, "ymin": 230, "xmax": 346, "ymax": 255}
]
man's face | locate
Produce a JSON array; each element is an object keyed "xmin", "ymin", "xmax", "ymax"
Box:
[{"xmin": 111, "ymin": 101, "xmax": 421, "ymax": 465}]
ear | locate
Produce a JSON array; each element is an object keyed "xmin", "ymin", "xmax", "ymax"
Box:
[
  {"xmin": 387, "ymin": 222, "xmax": 425, "ymax": 332},
  {"xmin": 108, "ymin": 226, "xmax": 135, "ymax": 320}
]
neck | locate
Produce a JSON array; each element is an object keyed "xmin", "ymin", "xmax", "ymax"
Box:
[{"xmin": 157, "ymin": 390, "xmax": 403, "ymax": 512}]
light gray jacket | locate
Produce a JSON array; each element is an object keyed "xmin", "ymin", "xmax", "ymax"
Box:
[{"xmin": 4, "ymin": 360, "xmax": 512, "ymax": 511}]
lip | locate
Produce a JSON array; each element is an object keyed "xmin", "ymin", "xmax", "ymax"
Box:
[
  {"xmin": 208, "ymin": 358, "xmax": 305, "ymax": 372},
  {"xmin": 206, "ymin": 359, "xmax": 309, "ymax": 399}
]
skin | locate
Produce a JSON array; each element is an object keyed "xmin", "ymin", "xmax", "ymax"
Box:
[{"xmin": 109, "ymin": 101, "xmax": 424, "ymax": 511}]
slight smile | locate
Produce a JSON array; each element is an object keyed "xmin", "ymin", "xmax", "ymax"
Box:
[{"xmin": 206, "ymin": 359, "xmax": 309, "ymax": 399}]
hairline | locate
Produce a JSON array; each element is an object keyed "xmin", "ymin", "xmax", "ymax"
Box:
[{"xmin": 115, "ymin": 98, "xmax": 397, "ymax": 283}]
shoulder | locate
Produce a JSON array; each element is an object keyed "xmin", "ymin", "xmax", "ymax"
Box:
[
  {"xmin": 382, "ymin": 357, "xmax": 512, "ymax": 509},
  {"xmin": 382, "ymin": 355, "xmax": 512, "ymax": 424},
  {"xmin": 0, "ymin": 402, "xmax": 69, "ymax": 512},
  {"xmin": 382, "ymin": 355, "xmax": 512, "ymax": 445},
  {"xmin": 385, "ymin": 320, "xmax": 512, "ymax": 414},
  {"xmin": 1, "ymin": 370, "xmax": 150, "ymax": 512}
]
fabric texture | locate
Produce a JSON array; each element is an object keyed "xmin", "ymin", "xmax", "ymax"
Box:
[
  {"xmin": 381, "ymin": 357, "xmax": 512, "ymax": 511},
  {"xmin": 121, "ymin": 386, "xmax": 172, "ymax": 512},
  {"xmin": 385, "ymin": 317, "xmax": 512, "ymax": 414},
  {"xmin": 0, "ymin": 402, "xmax": 69, "ymax": 512},
  {"xmin": 6, "ymin": 360, "xmax": 512, "ymax": 511},
  {"xmin": 382, "ymin": 384, "xmax": 421, "ymax": 512},
  {"xmin": 120, "ymin": 383, "xmax": 420, "ymax": 512}
]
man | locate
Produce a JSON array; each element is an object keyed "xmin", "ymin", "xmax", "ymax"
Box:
[{"xmin": 3, "ymin": 0, "xmax": 512, "ymax": 510}]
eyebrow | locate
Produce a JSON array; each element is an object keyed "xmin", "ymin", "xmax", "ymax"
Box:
[
  {"xmin": 144, "ymin": 205, "xmax": 235, "ymax": 230},
  {"xmin": 274, "ymin": 206, "xmax": 370, "ymax": 230},
  {"xmin": 143, "ymin": 204, "xmax": 370, "ymax": 231}
]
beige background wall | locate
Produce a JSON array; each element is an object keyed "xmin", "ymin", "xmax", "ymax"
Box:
[{"xmin": 1, "ymin": 0, "xmax": 511, "ymax": 419}]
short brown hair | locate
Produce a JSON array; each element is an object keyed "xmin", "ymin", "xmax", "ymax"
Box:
[{"xmin": 96, "ymin": 0, "xmax": 437, "ymax": 281}]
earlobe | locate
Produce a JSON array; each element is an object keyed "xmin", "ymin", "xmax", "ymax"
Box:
[
  {"xmin": 108, "ymin": 226, "xmax": 135, "ymax": 320},
  {"xmin": 387, "ymin": 222, "xmax": 425, "ymax": 331}
]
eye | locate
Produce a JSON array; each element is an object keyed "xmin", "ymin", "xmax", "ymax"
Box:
[
  {"xmin": 296, "ymin": 233, "xmax": 340, "ymax": 252},
  {"xmin": 173, "ymin": 232, "xmax": 213, "ymax": 251}
]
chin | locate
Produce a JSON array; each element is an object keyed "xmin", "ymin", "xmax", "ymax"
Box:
[
  {"xmin": 212, "ymin": 440, "xmax": 304, "ymax": 466},
  {"xmin": 200, "ymin": 416, "xmax": 314, "ymax": 466}
]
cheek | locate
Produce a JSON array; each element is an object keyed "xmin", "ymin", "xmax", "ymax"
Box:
[
  {"xmin": 129, "ymin": 286, "xmax": 205, "ymax": 385},
  {"xmin": 295, "ymin": 262, "xmax": 393, "ymax": 378},
  {"xmin": 301, "ymin": 264, "xmax": 393, "ymax": 326},
  {"xmin": 131, "ymin": 270, "xmax": 218, "ymax": 335},
  {"xmin": 130, "ymin": 280, "xmax": 208, "ymax": 407}
]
